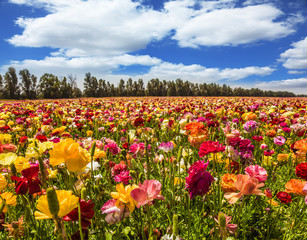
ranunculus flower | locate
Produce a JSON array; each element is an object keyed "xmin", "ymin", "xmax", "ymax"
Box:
[
  {"xmin": 276, "ymin": 191, "xmax": 292, "ymax": 204},
  {"xmin": 34, "ymin": 190, "xmax": 79, "ymax": 219},
  {"xmin": 199, "ymin": 141, "xmax": 225, "ymax": 157},
  {"xmin": 114, "ymin": 171, "xmax": 132, "ymax": 185},
  {"xmin": 101, "ymin": 199, "xmax": 130, "ymax": 224},
  {"xmin": 245, "ymin": 165, "xmax": 268, "ymax": 182},
  {"xmin": 11, "ymin": 166, "xmax": 42, "ymax": 195},
  {"xmin": 285, "ymin": 179, "xmax": 307, "ymax": 196},
  {"xmin": 158, "ymin": 142, "xmax": 174, "ymax": 152},
  {"xmin": 49, "ymin": 138, "xmax": 90, "ymax": 172},
  {"xmin": 63, "ymin": 199, "xmax": 95, "ymax": 227},
  {"xmin": 296, "ymin": 163, "xmax": 307, "ymax": 180},
  {"xmin": 185, "ymin": 160, "xmax": 214, "ymax": 199},
  {"xmin": 221, "ymin": 174, "xmax": 237, "ymax": 192},
  {"xmin": 224, "ymin": 174, "xmax": 265, "ymax": 204},
  {"xmin": 274, "ymin": 136, "xmax": 286, "ymax": 146},
  {"xmin": 243, "ymin": 120, "xmax": 257, "ymax": 133},
  {"xmin": 130, "ymin": 179, "xmax": 164, "ymax": 208}
]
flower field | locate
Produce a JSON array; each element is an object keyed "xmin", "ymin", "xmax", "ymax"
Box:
[{"xmin": 0, "ymin": 97, "xmax": 306, "ymax": 240}]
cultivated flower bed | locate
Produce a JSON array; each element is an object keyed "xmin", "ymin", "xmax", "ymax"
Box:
[{"xmin": 0, "ymin": 97, "xmax": 306, "ymax": 239}]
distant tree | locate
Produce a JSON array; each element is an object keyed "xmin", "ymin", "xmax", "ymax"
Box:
[
  {"xmin": 0, "ymin": 75, "xmax": 3, "ymax": 98},
  {"xmin": 39, "ymin": 73, "xmax": 61, "ymax": 99},
  {"xmin": 118, "ymin": 79, "xmax": 126, "ymax": 96},
  {"xmin": 19, "ymin": 69, "xmax": 37, "ymax": 99},
  {"xmin": 60, "ymin": 77, "xmax": 74, "ymax": 98},
  {"xmin": 83, "ymin": 73, "xmax": 99, "ymax": 97},
  {"xmin": 137, "ymin": 79, "xmax": 145, "ymax": 96},
  {"xmin": 67, "ymin": 74, "xmax": 82, "ymax": 98},
  {"xmin": 4, "ymin": 67, "xmax": 20, "ymax": 99}
]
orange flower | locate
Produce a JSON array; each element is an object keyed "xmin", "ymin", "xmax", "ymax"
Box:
[
  {"xmin": 285, "ymin": 179, "xmax": 307, "ymax": 196},
  {"xmin": 224, "ymin": 174, "xmax": 265, "ymax": 204},
  {"xmin": 266, "ymin": 130, "xmax": 276, "ymax": 138},
  {"xmin": 293, "ymin": 138, "xmax": 307, "ymax": 154},
  {"xmin": 221, "ymin": 174, "xmax": 237, "ymax": 192},
  {"xmin": 277, "ymin": 153, "xmax": 289, "ymax": 162},
  {"xmin": 184, "ymin": 122, "xmax": 207, "ymax": 136}
]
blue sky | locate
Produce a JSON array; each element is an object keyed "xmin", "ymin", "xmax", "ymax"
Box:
[{"xmin": 1, "ymin": 0, "xmax": 307, "ymax": 94}]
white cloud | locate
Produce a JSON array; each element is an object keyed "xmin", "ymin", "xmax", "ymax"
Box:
[
  {"xmin": 288, "ymin": 70, "xmax": 306, "ymax": 74},
  {"xmin": 280, "ymin": 36, "xmax": 307, "ymax": 69},
  {"xmin": 8, "ymin": 0, "xmax": 172, "ymax": 57},
  {"xmin": 255, "ymin": 77, "xmax": 307, "ymax": 94},
  {"xmin": 173, "ymin": 4, "xmax": 300, "ymax": 47},
  {"xmin": 131, "ymin": 62, "xmax": 275, "ymax": 83}
]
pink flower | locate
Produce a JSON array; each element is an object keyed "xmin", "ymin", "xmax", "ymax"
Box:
[
  {"xmin": 104, "ymin": 142, "xmax": 121, "ymax": 155},
  {"xmin": 274, "ymin": 136, "xmax": 286, "ymax": 146},
  {"xmin": 185, "ymin": 160, "xmax": 214, "ymax": 199},
  {"xmin": 114, "ymin": 171, "xmax": 132, "ymax": 185},
  {"xmin": 245, "ymin": 165, "xmax": 268, "ymax": 182},
  {"xmin": 199, "ymin": 141, "xmax": 225, "ymax": 157},
  {"xmin": 101, "ymin": 199, "xmax": 129, "ymax": 224},
  {"xmin": 129, "ymin": 143, "xmax": 146, "ymax": 158},
  {"xmin": 130, "ymin": 180, "xmax": 164, "ymax": 208},
  {"xmin": 158, "ymin": 142, "xmax": 174, "ymax": 152}
]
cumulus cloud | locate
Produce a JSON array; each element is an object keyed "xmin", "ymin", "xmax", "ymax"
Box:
[
  {"xmin": 173, "ymin": 4, "xmax": 301, "ymax": 47},
  {"xmin": 131, "ymin": 62, "xmax": 275, "ymax": 83},
  {"xmin": 280, "ymin": 36, "xmax": 307, "ymax": 69},
  {"xmin": 255, "ymin": 77, "xmax": 307, "ymax": 94},
  {"xmin": 8, "ymin": 0, "xmax": 302, "ymax": 54}
]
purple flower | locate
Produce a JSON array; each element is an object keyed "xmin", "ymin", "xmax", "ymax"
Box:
[
  {"xmin": 243, "ymin": 120, "xmax": 258, "ymax": 133},
  {"xmin": 274, "ymin": 136, "xmax": 286, "ymax": 146},
  {"xmin": 158, "ymin": 142, "xmax": 174, "ymax": 152},
  {"xmin": 185, "ymin": 160, "xmax": 214, "ymax": 199}
]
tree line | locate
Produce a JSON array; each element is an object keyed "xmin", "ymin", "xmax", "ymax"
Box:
[{"xmin": 0, "ymin": 67, "xmax": 304, "ymax": 99}]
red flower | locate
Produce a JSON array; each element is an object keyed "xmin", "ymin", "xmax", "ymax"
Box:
[
  {"xmin": 276, "ymin": 191, "xmax": 292, "ymax": 204},
  {"xmin": 35, "ymin": 135, "xmax": 48, "ymax": 143},
  {"xmin": 295, "ymin": 163, "xmax": 307, "ymax": 180},
  {"xmin": 11, "ymin": 166, "xmax": 42, "ymax": 195},
  {"xmin": 133, "ymin": 117, "xmax": 144, "ymax": 127},
  {"xmin": 19, "ymin": 136, "xmax": 28, "ymax": 144},
  {"xmin": 185, "ymin": 160, "xmax": 214, "ymax": 199},
  {"xmin": 199, "ymin": 141, "xmax": 225, "ymax": 157},
  {"xmin": 252, "ymin": 135, "xmax": 263, "ymax": 142},
  {"xmin": 63, "ymin": 199, "xmax": 95, "ymax": 227}
]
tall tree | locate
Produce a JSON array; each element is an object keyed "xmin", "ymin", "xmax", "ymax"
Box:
[
  {"xmin": 19, "ymin": 69, "xmax": 37, "ymax": 99},
  {"xmin": 39, "ymin": 73, "xmax": 61, "ymax": 99},
  {"xmin": 0, "ymin": 75, "xmax": 3, "ymax": 99},
  {"xmin": 4, "ymin": 67, "xmax": 20, "ymax": 99}
]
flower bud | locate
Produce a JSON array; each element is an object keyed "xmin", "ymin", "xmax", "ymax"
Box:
[
  {"xmin": 10, "ymin": 162, "xmax": 17, "ymax": 176},
  {"xmin": 47, "ymin": 188, "xmax": 59, "ymax": 217},
  {"xmin": 218, "ymin": 212, "xmax": 226, "ymax": 228},
  {"xmin": 90, "ymin": 141, "xmax": 96, "ymax": 158},
  {"xmin": 173, "ymin": 214, "xmax": 178, "ymax": 236}
]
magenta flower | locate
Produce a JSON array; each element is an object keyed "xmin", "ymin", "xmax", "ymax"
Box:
[
  {"xmin": 158, "ymin": 142, "xmax": 174, "ymax": 152},
  {"xmin": 185, "ymin": 160, "xmax": 214, "ymax": 199},
  {"xmin": 243, "ymin": 120, "xmax": 258, "ymax": 133},
  {"xmin": 114, "ymin": 171, "xmax": 132, "ymax": 185},
  {"xmin": 130, "ymin": 180, "xmax": 165, "ymax": 208},
  {"xmin": 129, "ymin": 143, "xmax": 146, "ymax": 158},
  {"xmin": 104, "ymin": 142, "xmax": 121, "ymax": 155},
  {"xmin": 101, "ymin": 199, "xmax": 130, "ymax": 224},
  {"xmin": 245, "ymin": 164, "xmax": 268, "ymax": 182},
  {"xmin": 274, "ymin": 136, "xmax": 286, "ymax": 146}
]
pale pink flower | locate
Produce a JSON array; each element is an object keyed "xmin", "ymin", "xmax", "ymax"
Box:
[
  {"xmin": 245, "ymin": 165, "xmax": 268, "ymax": 182},
  {"xmin": 101, "ymin": 199, "xmax": 129, "ymax": 224},
  {"xmin": 130, "ymin": 179, "xmax": 165, "ymax": 208},
  {"xmin": 274, "ymin": 136, "xmax": 286, "ymax": 146}
]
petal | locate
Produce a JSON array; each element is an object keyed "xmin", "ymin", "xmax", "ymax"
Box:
[
  {"xmin": 224, "ymin": 192, "xmax": 242, "ymax": 204},
  {"xmin": 130, "ymin": 189, "xmax": 148, "ymax": 203}
]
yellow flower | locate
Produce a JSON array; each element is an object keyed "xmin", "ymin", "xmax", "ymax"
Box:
[
  {"xmin": 49, "ymin": 138, "xmax": 91, "ymax": 172},
  {"xmin": 0, "ymin": 153, "xmax": 17, "ymax": 166},
  {"xmin": 47, "ymin": 169, "xmax": 58, "ymax": 178},
  {"xmin": 0, "ymin": 192, "xmax": 17, "ymax": 212},
  {"xmin": 13, "ymin": 156, "xmax": 30, "ymax": 173},
  {"xmin": 34, "ymin": 190, "xmax": 79, "ymax": 219},
  {"xmin": 86, "ymin": 130, "xmax": 93, "ymax": 137},
  {"xmin": 94, "ymin": 150, "xmax": 106, "ymax": 160},
  {"xmin": 0, "ymin": 174, "xmax": 7, "ymax": 191},
  {"xmin": 268, "ymin": 199, "xmax": 278, "ymax": 206},
  {"xmin": 51, "ymin": 126, "xmax": 66, "ymax": 136},
  {"xmin": 37, "ymin": 141, "xmax": 54, "ymax": 154},
  {"xmin": 111, "ymin": 183, "xmax": 139, "ymax": 212}
]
